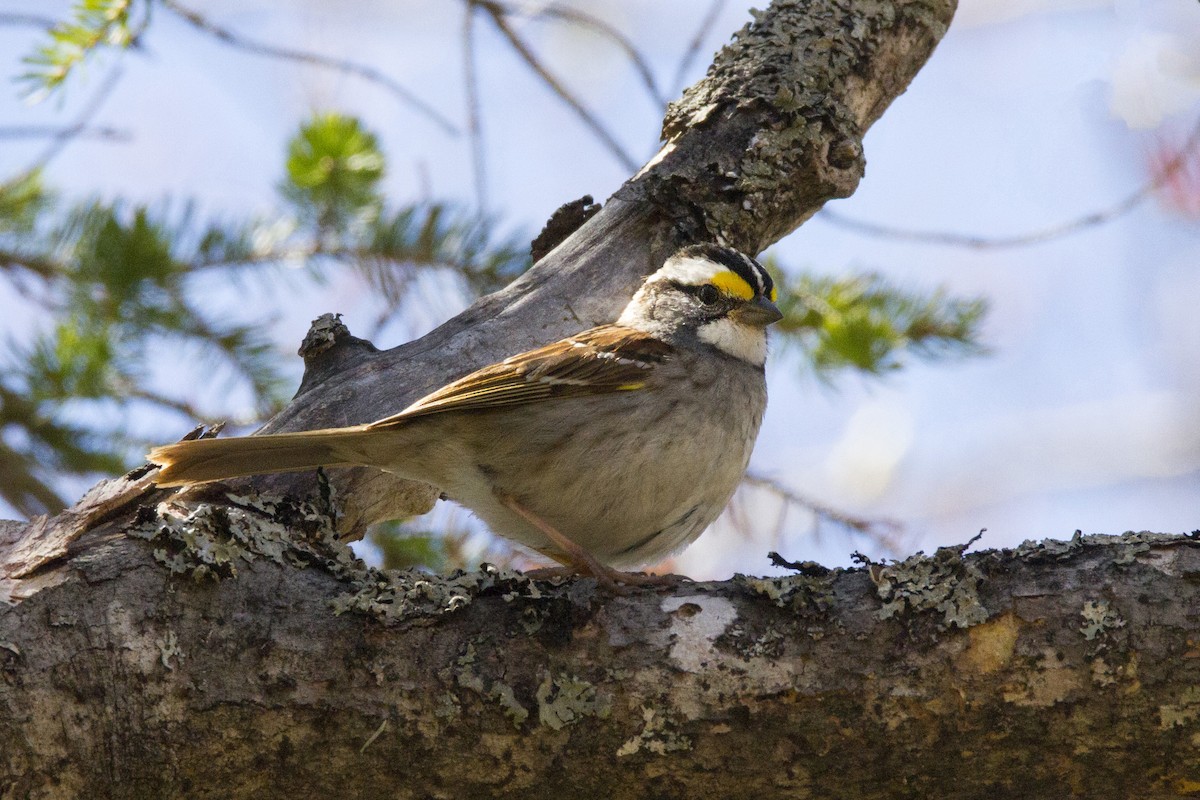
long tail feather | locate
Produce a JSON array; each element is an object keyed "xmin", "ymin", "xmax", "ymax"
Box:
[{"xmin": 147, "ymin": 427, "xmax": 376, "ymax": 487}]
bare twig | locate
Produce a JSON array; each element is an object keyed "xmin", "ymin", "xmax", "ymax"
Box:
[
  {"xmin": 0, "ymin": 125, "xmax": 130, "ymax": 143},
  {"xmin": 0, "ymin": 250, "xmax": 62, "ymax": 281},
  {"xmin": 494, "ymin": 1, "xmax": 666, "ymax": 109},
  {"xmin": 0, "ymin": 13, "xmax": 56, "ymax": 30},
  {"xmin": 161, "ymin": 0, "xmax": 460, "ymax": 136},
  {"xmin": 819, "ymin": 115, "xmax": 1200, "ymax": 250},
  {"xmin": 125, "ymin": 388, "xmax": 213, "ymax": 424},
  {"xmin": 474, "ymin": 0, "xmax": 638, "ymax": 172},
  {"xmin": 669, "ymin": 0, "xmax": 727, "ymax": 98},
  {"xmin": 742, "ymin": 472, "xmax": 904, "ymax": 554},
  {"xmin": 21, "ymin": 65, "xmax": 126, "ymax": 174},
  {"xmin": 462, "ymin": 4, "xmax": 488, "ymax": 218}
]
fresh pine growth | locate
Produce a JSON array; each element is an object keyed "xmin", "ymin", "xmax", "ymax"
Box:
[
  {"xmin": 20, "ymin": 0, "xmax": 138, "ymax": 97},
  {"xmin": 282, "ymin": 113, "xmax": 386, "ymax": 236},
  {"xmin": 772, "ymin": 269, "xmax": 988, "ymax": 377}
]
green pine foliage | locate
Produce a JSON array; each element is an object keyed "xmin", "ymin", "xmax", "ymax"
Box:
[
  {"xmin": 283, "ymin": 113, "xmax": 386, "ymax": 236},
  {"xmin": 20, "ymin": 0, "xmax": 141, "ymax": 96},
  {"xmin": 773, "ymin": 269, "xmax": 987, "ymax": 377}
]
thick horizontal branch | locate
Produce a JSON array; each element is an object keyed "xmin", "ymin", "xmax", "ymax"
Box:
[{"xmin": 3, "ymin": 516, "xmax": 1198, "ymax": 797}]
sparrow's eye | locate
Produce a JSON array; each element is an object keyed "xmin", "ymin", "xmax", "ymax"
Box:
[{"xmin": 697, "ymin": 284, "xmax": 721, "ymax": 305}]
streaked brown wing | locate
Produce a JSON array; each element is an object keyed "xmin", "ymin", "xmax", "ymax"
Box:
[{"xmin": 365, "ymin": 325, "xmax": 672, "ymax": 429}]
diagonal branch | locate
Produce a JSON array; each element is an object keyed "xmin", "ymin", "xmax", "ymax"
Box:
[
  {"xmin": 245, "ymin": 0, "xmax": 960, "ymax": 535},
  {"xmin": 0, "ymin": 125, "xmax": 129, "ymax": 143},
  {"xmin": 462, "ymin": 4, "xmax": 488, "ymax": 218},
  {"xmin": 474, "ymin": 0, "xmax": 639, "ymax": 172},
  {"xmin": 742, "ymin": 472, "xmax": 904, "ymax": 554},
  {"xmin": 161, "ymin": 0, "xmax": 461, "ymax": 136},
  {"xmin": 0, "ymin": 12, "xmax": 56, "ymax": 30},
  {"xmin": 494, "ymin": 1, "xmax": 666, "ymax": 109},
  {"xmin": 668, "ymin": 0, "xmax": 727, "ymax": 98},
  {"xmin": 20, "ymin": 65, "xmax": 126, "ymax": 174}
]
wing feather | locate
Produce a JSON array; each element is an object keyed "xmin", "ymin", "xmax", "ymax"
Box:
[{"xmin": 366, "ymin": 325, "xmax": 671, "ymax": 430}]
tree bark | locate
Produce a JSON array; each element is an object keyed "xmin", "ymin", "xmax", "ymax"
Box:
[{"xmin": 4, "ymin": 525, "xmax": 1200, "ymax": 798}]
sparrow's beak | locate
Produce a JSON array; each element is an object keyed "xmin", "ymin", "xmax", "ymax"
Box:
[{"xmin": 733, "ymin": 296, "xmax": 784, "ymax": 327}]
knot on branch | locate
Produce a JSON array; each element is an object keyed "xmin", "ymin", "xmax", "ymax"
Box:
[
  {"xmin": 296, "ymin": 314, "xmax": 379, "ymax": 398},
  {"xmin": 530, "ymin": 195, "xmax": 602, "ymax": 263}
]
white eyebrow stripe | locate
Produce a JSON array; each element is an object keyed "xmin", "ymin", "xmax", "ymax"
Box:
[{"xmin": 742, "ymin": 252, "xmax": 765, "ymax": 295}]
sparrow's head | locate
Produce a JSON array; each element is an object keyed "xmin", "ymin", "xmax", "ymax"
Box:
[{"xmin": 618, "ymin": 244, "xmax": 783, "ymax": 366}]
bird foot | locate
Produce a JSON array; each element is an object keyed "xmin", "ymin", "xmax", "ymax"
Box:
[{"xmin": 497, "ymin": 494, "xmax": 688, "ymax": 593}]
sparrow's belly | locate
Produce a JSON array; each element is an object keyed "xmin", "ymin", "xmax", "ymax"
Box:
[{"xmin": 436, "ymin": 385, "xmax": 764, "ymax": 568}]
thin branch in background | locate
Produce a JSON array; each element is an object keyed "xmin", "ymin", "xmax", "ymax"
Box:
[
  {"xmin": 819, "ymin": 115, "xmax": 1200, "ymax": 250},
  {"xmin": 0, "ymin": 125, "xmax": 130, "ymax": 143},
  {"xmin": 474, "ymin": 0, "xmax": 638, "ymax": 172},
  {"xmin": 462, "ymin": 3, "xmax": 488, "ymax": 219},
  {"xmin": 0, "ymin": 250, "xmax": 63, "ymax": 281},
  {"xmin": 124, "ymin": 387, "xmax": 212, "ymax": 423},
  {"xmin": 497, "ymin": 1, "xmax": 666, "ymax": 109},
  {"xmin": 742, "ymin": 472, "xmax": 905, "ymax": 555},
  {"xmin": 161, "ymin": 0, "xmax": 461, "ymax": 137},
  {"xmin": 21, "ymin": 65, "xmax": 127, "ymax": 175},
  {"xmin": 668, "ymin": 0, "xmax": 726, "ymax": 99},
  {"xmin": 0, "ymin": 13, "xmax": 56, "ymax": 31}
]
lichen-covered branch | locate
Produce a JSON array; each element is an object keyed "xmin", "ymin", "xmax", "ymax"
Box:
[{"xmin": 3, "ymin": 517, "xmax": 1199, "ymax": 797}]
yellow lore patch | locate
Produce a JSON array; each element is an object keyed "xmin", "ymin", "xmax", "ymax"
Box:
[{"xmin": 710, "ymin": 270, "xmax": 754, "ymax": 301}]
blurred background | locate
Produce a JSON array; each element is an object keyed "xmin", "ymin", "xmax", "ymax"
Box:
[{"xmin": 0, "ymin": 0, "xmax": 1197, "ymax": 578}]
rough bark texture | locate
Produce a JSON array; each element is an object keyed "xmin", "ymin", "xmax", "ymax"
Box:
[
  {"xmin": 4, "ymin": 524, "xmax": 1200, "ymax": 798},
  {"xmin": 0, "ymin": 1, "xmax": 1041, "ymax": 796}
]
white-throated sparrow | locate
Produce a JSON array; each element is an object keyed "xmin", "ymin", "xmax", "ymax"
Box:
[{"xmin": 148, "ymin": 244, "xmax": 782, "ymax": 585}]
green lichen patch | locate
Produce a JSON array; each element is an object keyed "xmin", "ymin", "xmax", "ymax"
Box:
[
  {"xmin": 129, "ymin": 491, "xmax": 355, "ymax": 581},
  {"xmin": 723, "ymin": 622, "xmax": 789, "ymax": 659},
  {"xmin": 872, "ymin": 542, "xmax": 988, "ymax": 630},
  {"xmin": 1160, "ymin": 686, "xmax": 1200, "ymax": 730},
  {"xmin": 536, "ymin": 672, "xmax": 610, "ymax": 731},
  {"xmin": 330, "ymin": 561, "xmax": 561, "ymax": 624},
  {"xmin": 734, "ymin": 571, "xmax": 837, "ymax": 615},
  {"xmin": 156, "ymin": 630, "xmax": 183, "ymax": 669},
  {"xmin": 1080, "ymin": 600, "xmax": 1125, "ymax": 643},
  {"xmin": 132, "ymin": 491, "xmax": 574, "ymax": 624},
  {"xmin": 446, "ymin": 642, "xmax": 530, "ymax": 729},
  {"xmin": 615, "ymin": 706, "xmax": 693, "ymax": 757},
  {"xmin": 1013, "ymin": 530, "xmax": 1198, "ymax": 565}
]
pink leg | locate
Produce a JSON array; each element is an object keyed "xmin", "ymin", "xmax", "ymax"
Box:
[{"xmin": 496, "ymin": 493, "xmax": 686, "ymax": 591}]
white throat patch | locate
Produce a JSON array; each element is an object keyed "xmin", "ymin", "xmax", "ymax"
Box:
[{"xmin": 697, "ymin": 317, "xmax": 768, "ymax": 366}]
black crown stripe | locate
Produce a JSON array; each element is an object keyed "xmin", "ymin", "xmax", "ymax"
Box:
[{"xmin": 675, "ymin": 243, "xmax": 774, "ymax": 298}]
